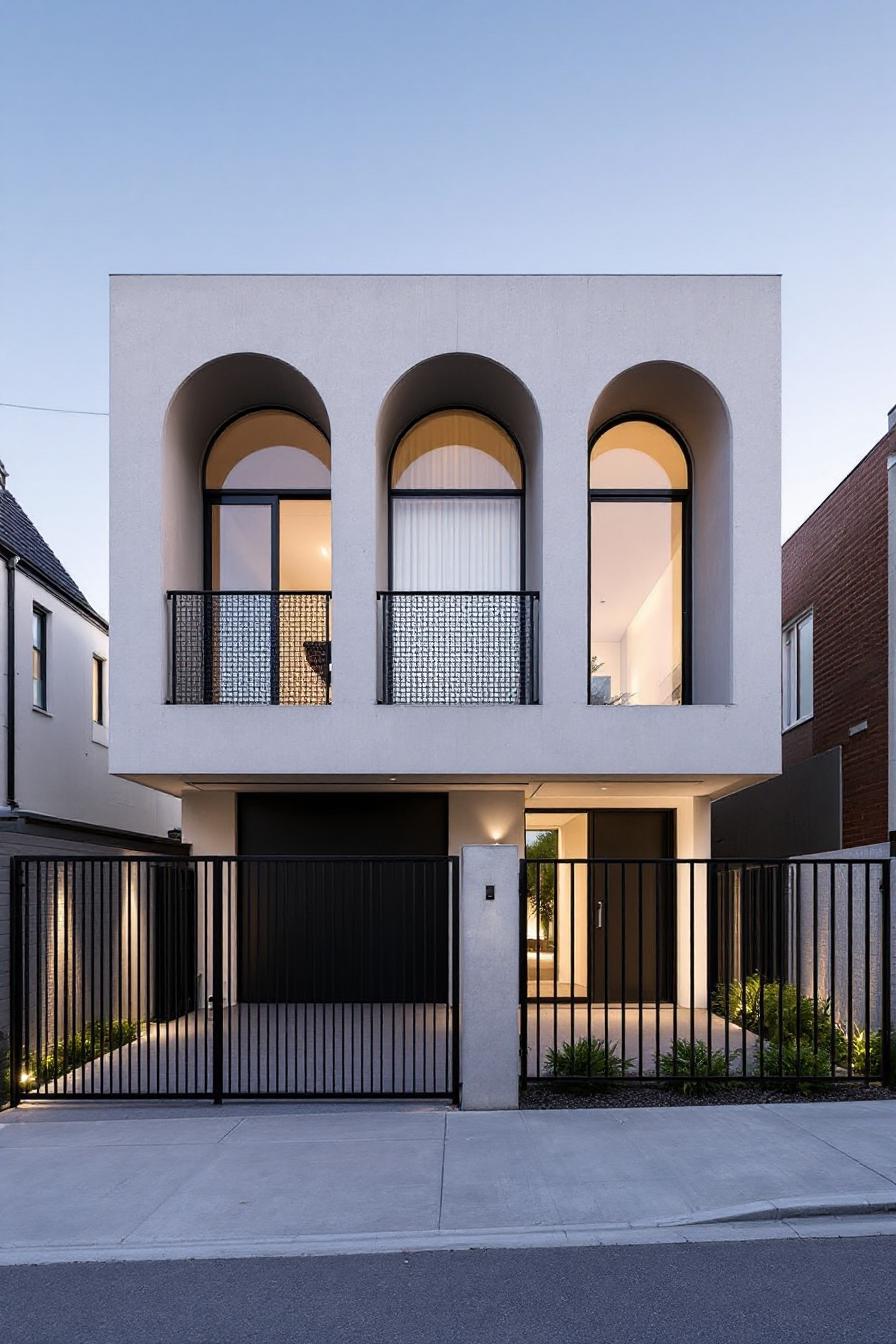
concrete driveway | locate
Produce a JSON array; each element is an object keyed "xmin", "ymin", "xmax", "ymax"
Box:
[{"xmin": 2, "ymin": 1099, "xmax": 896, "ymax": 1263}]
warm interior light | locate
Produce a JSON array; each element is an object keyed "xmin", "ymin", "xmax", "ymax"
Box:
[{"xmin": 18, "ymin": 1070, "xmax": 34, "ymax": 1087}]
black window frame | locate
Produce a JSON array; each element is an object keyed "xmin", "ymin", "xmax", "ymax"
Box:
[
  {"xmin": 587, "ymin": 412, "xmax": 693, "ymax": 706},
  {"xmin": 92, "ymin": 653, "xmax": 106, "ymax": 726}
]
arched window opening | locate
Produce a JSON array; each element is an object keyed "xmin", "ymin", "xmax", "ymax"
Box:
[
  {"xmin": 389, "ymin": 410, "xmax": 524, "ymax": 591},
  {"xmin": 589, "ymin": 417, "xmax": 690, "ymax": 706},
  {"xmin": 201, "ymin": 408, "xmax": 331, "ymax": 704}
]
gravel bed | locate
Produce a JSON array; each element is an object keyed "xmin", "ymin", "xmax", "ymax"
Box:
[{"xmin": 520, "ymin": 1081, "xmax": 896, "ymax": 1109}]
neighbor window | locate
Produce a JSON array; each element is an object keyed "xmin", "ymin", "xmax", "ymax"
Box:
[
  {"xmin": 782, "ymin": 610, "xmax": 813, "ymax": 729},
  {"xmin": 589, "ymin": 417, "xmax": 689, "ymax": 705},
  {"xmin": 32, "ymin": 607, "xmax": 47, "ymax": 710},
  {"xmin": 92, "ymin": 654, "xmax": 105, "ymax": 725}
]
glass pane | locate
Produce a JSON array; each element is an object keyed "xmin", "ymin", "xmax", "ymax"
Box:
[
  {"xmin": 391, "ymin": 410, "xmax": 522, "ymax": 489},
  {"xmin": 782, "ymin": 626, "xmax": 795, "ymax": 727},
  {"xmin": 590, "ymin": 420, "xmax": 688, "ymax": 490},
  {"xmin": 279, "ymin": 499, "xmax": 331, "ymax": 590},
  {"xmin": 392, "ymin": 496, "xmax": 520, "ymax": 590},
  {"xmin": 590, "ymin": 500, "xmax": 683, "ymax": 705},
  {"xmin": 525, "ymin": 812, "xmax": 589, "ymax": 998},
  {"xmin": 211, "ymin": 504, "xmax": 272, "ymax": 590},
  {"xmin": 206, "ymin": 410, "xmax": 331, "ymax": 489},
  {"xmin": 797, "ymin": 613, "xmax": 813, "ymax": 719}
]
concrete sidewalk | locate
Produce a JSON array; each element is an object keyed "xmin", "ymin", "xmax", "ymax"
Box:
[{"xmin": 2, "ymin": 1099, "xmax": 896, "ymax": 1264}]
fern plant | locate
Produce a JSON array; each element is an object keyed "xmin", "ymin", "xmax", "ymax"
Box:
[
  {"xmin": 658, "ymin": 1038, "xmax": 735, "ymax": 1095},
  {"xmin": 756, "ymin": 1038, "xmax": 835, "ymax": 1091},
  {"xmin": 544, "ymin": 1037, "xmax": 632, "ymax": 1084}
]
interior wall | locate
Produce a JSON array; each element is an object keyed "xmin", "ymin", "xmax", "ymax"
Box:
[{"xmin": 620, "ymin": 557, "xmax": 680, "ymax": 704}]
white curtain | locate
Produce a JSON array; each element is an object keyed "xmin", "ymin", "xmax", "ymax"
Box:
[{"xmin": 392, "ymin": 497, "xmax": 520, "ymax": 590}]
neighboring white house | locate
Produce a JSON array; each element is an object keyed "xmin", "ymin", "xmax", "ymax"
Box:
[
  {"xmin": 0, "ymin": 465, "xmax": 182, "ymax": 1050},
  {"xmin": 101, "ymin": 273, "xmax": 782, "ymax": 1106}
]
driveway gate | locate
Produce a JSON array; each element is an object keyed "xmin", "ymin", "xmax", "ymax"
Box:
[{"xmin": 9, "ymin": 855, "xmax": 459, "ymax": 1104}]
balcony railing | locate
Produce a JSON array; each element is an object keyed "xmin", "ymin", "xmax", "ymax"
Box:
[
  {"xmin": 167, "ymin": 591, "xmax": 331, "ymax": 705},
  {"xmin": 378, "ymin": 591, "xmax": 540, "ymax": 705}
]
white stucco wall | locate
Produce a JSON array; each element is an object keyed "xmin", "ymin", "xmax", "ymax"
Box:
[
  {"xmin": 109, "ymin": 274, "xmax": 781, "ymax": 786},
  {"xmin": 0, "ymin": 568, "xmax": 180, "ymax": 837}
]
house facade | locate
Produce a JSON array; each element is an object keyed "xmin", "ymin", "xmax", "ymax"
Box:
[
  {"xmin": 0, "ymin": 469, "xmax": 182, "ymax": 1065},
  {"xmin": 99, "ymin": 273, "xmax": 782, "ymax": 1106},
  {"xmin": 714, "ymin": 405, "xmax": 896, "ymax": 858}
]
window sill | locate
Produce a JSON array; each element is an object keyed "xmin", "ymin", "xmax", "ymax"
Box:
[
  {"xmin": 783, "ymin": 714, "xmax": 813, "ymax": 734},
  {"xmin": 31, "ymin": 705, "xmax": 52, "ymax": 718},
  {"xmin": 92, "ymin": 722, "xmax": 109, "ymax": 747}
]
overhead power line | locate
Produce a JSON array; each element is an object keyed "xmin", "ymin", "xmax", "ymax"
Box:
[{"xmin": 0, "ymin": 401, "xmax": 109, "ymax": 417}]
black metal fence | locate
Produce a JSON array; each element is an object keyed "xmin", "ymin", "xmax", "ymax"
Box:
[
  {"xmin": 168, "ymin": 591, "xmax": 331, "ymax": 704},
  {"xmin": 9, "ymin": 856, "xmax": 459, "ymax": 1104},
  {"xmin": 521, "ymin": 858, "xmax": 893, "ymax": 1087}
]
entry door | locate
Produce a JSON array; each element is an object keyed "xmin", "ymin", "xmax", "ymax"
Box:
[{"xmin": 589, "ymin": 810, "xmax": 675, "ymax": 1003}]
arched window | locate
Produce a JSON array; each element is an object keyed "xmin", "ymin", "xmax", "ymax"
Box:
[
  {"xmin": 204, "ymin": 409, "xmax": 331, "ymax": 592},
  {"xmin": 389, "ymin": 409, "xmax": 524, "ymax": 590},
  {"xmin": 589, "ymin": 416, "xmax": 690, "ymax": 705},
  {"xmin": 202, "ymin": 409, "xmax": 331, "ymax": 704}
]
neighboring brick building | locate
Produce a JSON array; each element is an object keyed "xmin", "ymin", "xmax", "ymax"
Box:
[{"xmin": 714, "ymin": 407, "xmax": 896, "ymax": 857}]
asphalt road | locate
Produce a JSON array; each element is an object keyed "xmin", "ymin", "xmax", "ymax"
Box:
[{"xmin": 3, "ymin": 1237, "xmax": 895, "ymax": 1344}]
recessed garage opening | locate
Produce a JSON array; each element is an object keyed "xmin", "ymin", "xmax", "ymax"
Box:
[{"xmin": 10, "ymin": 796, "xmax": 458, "ymax": 1103}]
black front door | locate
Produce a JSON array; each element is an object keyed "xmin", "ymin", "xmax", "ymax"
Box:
[
  {"xmin": 589, "ymin": 810, "xmax": 675, "ymax": 1003},
  {"xmin": 237, "ymin": 793, "xmax": 449, "ymax": 1003}
]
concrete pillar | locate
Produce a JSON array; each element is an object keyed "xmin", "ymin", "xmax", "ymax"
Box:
[
  {"xmin": 460, "ymin": 844, "xmax": 520, "ymax": 1110},
  {"xmin": 181, "ymin": 789, "xmax": 237, "ymax": 1006},
  {"xmin": 675, "ymin": 796, "xmax": 711, "ymax": 1010}
]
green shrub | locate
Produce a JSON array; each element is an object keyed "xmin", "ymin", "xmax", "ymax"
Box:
[
  {"xmin": 834, "ymin": 1026, "xmax": 886, "ymax": 1078},
  {"xmin": 658, "ymin": 1038, "xmax": 734, "ymax": 1095},
  {"xmin": 17, "ymin": 1019, "xmax": 141, "ymax": 1093},
  {"xmin": 755, "ymin": 1038, "xmax": 835, "ymax": 1088},
  {"xmin": 712, "ymin": 974, "xmax": 831, "ymax": 1044},
  {"xmin": 712, "ymin": 972, "xmax": 762, "ymax": 1028},
  {"xmin": 544, "ymin": 1037, "xmax": 632, "ymax": 1083}
]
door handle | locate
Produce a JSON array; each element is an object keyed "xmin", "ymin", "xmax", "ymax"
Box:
[{"xmin": 596, "ymin": 899, "xmax": 603, "ymax": 929}]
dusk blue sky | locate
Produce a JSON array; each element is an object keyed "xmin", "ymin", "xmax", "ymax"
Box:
[{"xmin": 2, "ymin": 0, "xmax": 894, "ymax": 615}]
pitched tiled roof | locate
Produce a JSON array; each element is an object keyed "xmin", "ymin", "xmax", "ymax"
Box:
[{"xmin": 0, "ymin": 486, "xmax": 105, "ymax": 624}]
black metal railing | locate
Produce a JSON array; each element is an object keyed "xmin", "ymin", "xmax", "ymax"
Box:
[
  {"xmin": 378, "ymin": 591, "xmax": 539, "ymax": 705},
  {"xmin": 521, "ymin": 858, "xmax": 893, "ymax": 1088},
  {"xmin": 8, "ymin": 855, "xmax": 460, "ymax": 1104},
  {"xmin": 167, "ymin": 591, "xmax": 331, "ymax": 705}
]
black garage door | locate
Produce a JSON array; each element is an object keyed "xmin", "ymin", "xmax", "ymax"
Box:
[{"xmin": 237, "ymin": 793, "xmax": 449, "ymax": 1003}]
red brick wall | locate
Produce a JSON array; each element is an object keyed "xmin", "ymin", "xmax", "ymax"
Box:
[{"xmin": 782, "ymin": 427, "xmax": 895, "ymax": 847}]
